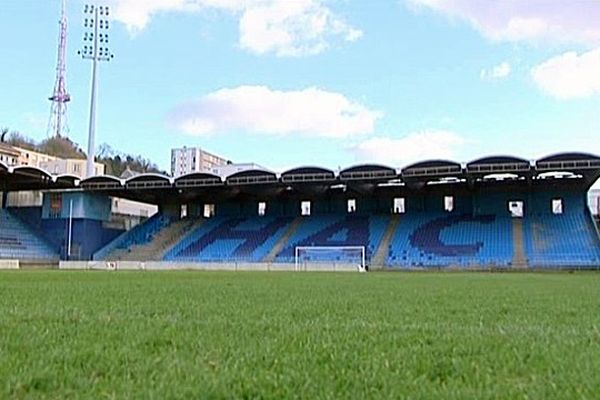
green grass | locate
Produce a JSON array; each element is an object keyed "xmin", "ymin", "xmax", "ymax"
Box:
[{"xmin": 1, "ymin": 271, "xmax": 600, "ymax": 399}]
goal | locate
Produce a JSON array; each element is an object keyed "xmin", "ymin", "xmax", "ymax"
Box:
[{"xmin": 294, "ymin": 246, "xmax": 366, "ymax": 271}]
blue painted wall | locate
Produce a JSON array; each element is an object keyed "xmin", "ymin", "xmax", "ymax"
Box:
[
  {"xmin": 527, "ymin": 191, "xmax": 586, "ymax": 215},
  {"xmin": 473, "ymin": 190, "xmax": 527, "ymax": 216},
  {"xmin": 42, "ymin": 192, "xmax": 111, "ymax": 220},
  {"xmin": 8, "ymin": 206, "xmax": 43, "ymax": 229},
  {"xmin": 9, "ymin": 193, "xmax": 124, "ymax": 260},
  {"xmin": 41, "ymin": 218, "xmax": 123, "ymax": 260}
]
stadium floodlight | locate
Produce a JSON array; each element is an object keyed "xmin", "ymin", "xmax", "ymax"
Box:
[{"xmin": 78, "ymin": 4, "xmax": 114, "ymax": 178}]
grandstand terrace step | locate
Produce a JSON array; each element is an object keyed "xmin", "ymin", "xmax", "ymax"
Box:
[
  {"xmin": 94, "ymin": 213, "xmax": 171, "ymax": 261},
  {"xmin": 164, "ymin": 216, "xmax": 294, "ymax": 263},
  {"xmin": 511, "ymin": 218, "xmax": 527, "ymax": 269},
  {"xmin": 589, "ymin": 210, "xmax": 600, "ymax": 243},
  {"xmin": 273, "ymin": 215, "xmax": 387, "ymax": 264},
  {"xmin": 156, "ymin": 218, "xmax": 205, "ymax": 258},
  {"xmin": 263, "ymin": 217, "xmax": 302, "ymax": 263},
  {"xmin": 115, "ymin": 218, "xmax": 204, "ymax": 261},
  {"xmin": 371, "ymin": 214, "xmax": 400, "ymax": 268},
  {"xmin": 0, "ymin": 209, "xmax": 59, "ymax": 261},
  {"xmin": 524, "ymin": 211, "xmax": 600, "ymax": 268},
  {"xmin": 386, "ymin": 213, "xmax": 513, "ymax": 269}
]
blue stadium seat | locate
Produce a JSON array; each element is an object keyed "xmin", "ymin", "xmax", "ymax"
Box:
[
  {"xmin": 94, "ymin": 213, "xmax": 171, "ymax": 260},
  {"xmin": 275, "ymin": 214, "xmax": 388, "ymax": 263},
  {"xmin": 386, "ymin": 212, "xmax": 513, "ymax": 268},
  {"xmin": 0, "ymin": 209, "xmax": 58, "ymax": 260},
  {"xmin": 164, "ymin": 216, "xmax": 293, "ymax": 262},
  {"xmin": 96, "ymin": 206, "xmax": 600, "ymax": 269},
  {"xmin": 524, "ymin": 211, "xmax": 600, "ymax": 268},
  {"xmin": 163, "ymin": 214, "xmax": 388, "ymax": 264}
]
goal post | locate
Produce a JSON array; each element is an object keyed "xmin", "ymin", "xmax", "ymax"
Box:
[{"xmin": 294, "ymin": 246, "xmax": 366, "ymax": 271}]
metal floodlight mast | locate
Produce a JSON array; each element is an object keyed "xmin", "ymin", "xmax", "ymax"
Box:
[{"xmin": 78, "ymin": 4, "xmax": 114, "ymax": 178}]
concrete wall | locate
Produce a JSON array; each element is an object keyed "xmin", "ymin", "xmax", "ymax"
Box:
[
  {"xmin": 0, "ymin": 260, "xmax": 19, "ymax": 269},
  {"xmin": 57, "ymin": 261, "xmax": 359, "ymax": 272}
]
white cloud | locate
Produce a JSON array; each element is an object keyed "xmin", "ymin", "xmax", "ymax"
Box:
[
  {"xmin": 407, "ymin": 0, "xmax": 600, "ymax": 46},
  {"xmin": 350, "ymin": 130, "xmax": 466, "ymax": 166},
  {"xmin": 169, "ymin": 85, "xmax": 382, "ymax": 138},
  {"xmin": 104, "ymin": 0, "xmax": 195, "ymax": 33},
  {"xmin": 238, "ymin": 1, "xmax": 362, "ymax": 57},
  {"xmin": 106, "ymin": 0, "xmax": 361, "ymax": 56},
  {"xmin": 406, "ymin": 1, "xmax": 600, "ymax": 98},
  {"xmin": 531, "ymin": 48, "xmax": 600, "ymax": 99},
  {"xmin": 480, "ymin": 61, "xmax": 511, "ymax": 80}
]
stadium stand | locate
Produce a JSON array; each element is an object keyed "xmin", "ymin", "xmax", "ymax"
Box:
[
  {"xmin": 164, "ymin": 216, "xmax": 294, "ymax": 262},
  {"xmin": 524, "ymin": 211, "xmax": 600, "ymax": 267},
  {"xmin": 161, "ymin": 214, "xmax": 387, "ymax": 265},
  {"xmin": 387, "ymin": 212, "xmax": 513, "ymax": 268},
  {"xmin": 3, "ymin": 152, "xmax": 600, "ymax": 269},
  {"xmin": 108, "ymin": 218, "xmax": 202, "ymax": 261},
  {"xmin": 0, "ymin": 208, "xmax": 58, "ymax": 261},
  {"xmin": 93, "ymin": 213, "xmax": 172, "ymax": 260},
  {"xmin": 274, "ymin": 215, "xmax": 388, "ymax": 263},
  {"xmin": 87, "ymin": 202, "xmax": 600, "ymax": 268},
  {"xmin": 370, "ymin": 214, "xmax": 401, "ymax": 265}
]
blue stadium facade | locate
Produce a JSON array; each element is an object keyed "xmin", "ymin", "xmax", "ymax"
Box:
[{"xmin": 1, "ymin": 153, "xmax": 600, "ymax": 269}]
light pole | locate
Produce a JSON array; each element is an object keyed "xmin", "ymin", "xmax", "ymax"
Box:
[
  {"xmin": 67, "ymin": 198, "xmax": 73, "ymax": 259},
  {"xmin": 78, "ymin": 4, "xmax": 114, "ymax": 178}
]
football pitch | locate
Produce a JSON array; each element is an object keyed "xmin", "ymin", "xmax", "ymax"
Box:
[{"xmin": 1, "ymin": 271, "xmax": 600, "ymax": 399}]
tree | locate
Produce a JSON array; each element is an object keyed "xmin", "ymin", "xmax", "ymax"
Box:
[
  {"xmin": 96, "ymin": 142, "xmax": 165, "ymax": 176},
  {"xmin": 0, "ymin": 129, "xmax": 165, "ymax": 176},
  {"xmin": 6, "ymin": 131, "xmax": 37, "ymax": 151},
  {"xmin": 38, "ymin": 137, "xmax": 86, "ymax": 159},
  {"xmin": 0, "ymin": 127, "xmax": 8, "ymax": 142}
]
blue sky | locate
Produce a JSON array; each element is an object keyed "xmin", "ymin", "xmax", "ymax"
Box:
[{"xmin": 1, "ymin": 0, "xmax": 600, "ymax": 174}]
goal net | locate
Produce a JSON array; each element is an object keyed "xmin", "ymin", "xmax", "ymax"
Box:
[{"xmin": 294, "ymin": 246, "xmax": 366, "ymax": 271}]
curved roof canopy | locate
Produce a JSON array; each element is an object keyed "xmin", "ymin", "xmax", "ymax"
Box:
[
  {"xmin": 466, "ymin": 156, "xmax": 530, "ymax": 174},
  {"xmin": 339, "ymin": 164, "xmax": 397, "ymax": 181},
  {"xmin": 54, "ymin": 174, "xmax": 80, "ymax": 188},
  {"xmin": 11, "ymin": 166, "xmax": 52, "ymax": 180},
  {"xmin": 537, "ymin": 152, "xmax": 600, "ymax": 163},
  {"xmin": 402, "ymin": 159, "xmax": 462, "ymax": 178},
  {"xmin": 125, "ymin": 173, "xmax": 172, "ymax": 189},
  {"xmin": 80, "ymin": 175, "xmax": 124, "ymax": 189},
  {"xmin": 175, "ymin": 172, "xmax": 222, "ymax": 188},
  {"xmin": 226, "ymin": 169, "xmax": 277, "ymax": 185},
  {"xmin": 2, "ymin": 152, "xmax": 599, "ymax": 200},
  {"xmin": 281, "ymin": 166, "xmax": 335, "ymax": 183},
  {"xmin": 0, "ymin": 165, "xmax": 77, "ymax": 192},
  {"xmin": 536, "ymin": 152, "xmax": 600, "ymax": 171}
]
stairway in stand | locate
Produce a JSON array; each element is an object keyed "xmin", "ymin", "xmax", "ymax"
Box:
[
  {"xmin": 263, "ymin": 217, "xmax": 302, "ymax": 263},
  {"xmin": 110, "ymin": 218, "xmax": 204, "ymax": 261},
  {"xmin": 511, "ymin": 218, "xmax": 527, "ymax": 269},
  {"xmin": 370, "ymin": 214, "xmax": 400, "ymax": 269}
]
